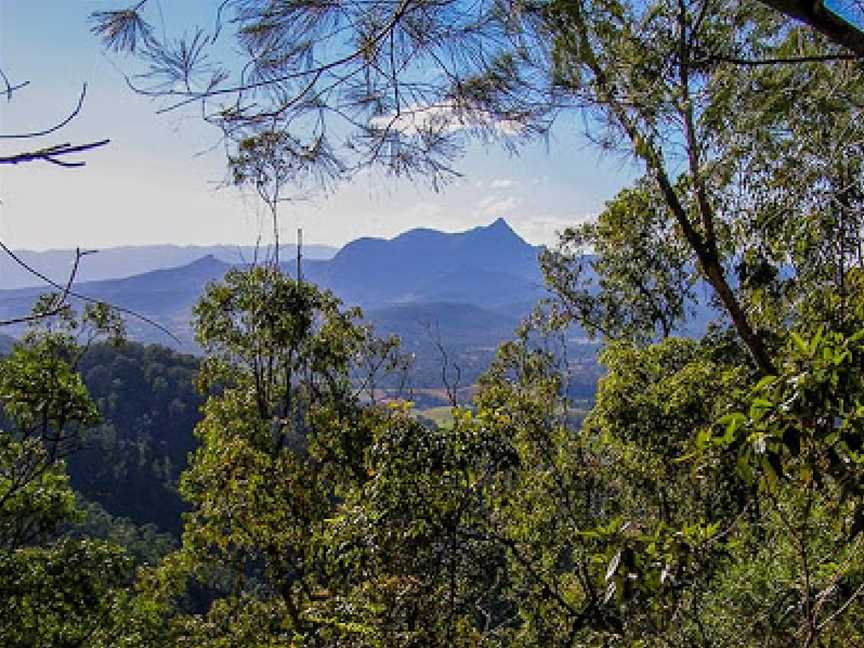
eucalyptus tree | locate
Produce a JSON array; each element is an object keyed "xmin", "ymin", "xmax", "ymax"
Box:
[
  {"xmin": 111, "ymin": 266, "xmax": 418, "ymax": 645},
  {"xmin": 534, "ymin": 10, "xmax": 864, "ymax": 642}
]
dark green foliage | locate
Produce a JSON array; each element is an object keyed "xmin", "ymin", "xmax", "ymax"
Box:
[
  {"xmin": 0, "ymin": 302, "xmax": 134, "ymax": 647},
  {"xmin": 69, "ymin": 342, "xmax": 202, "ymax": 535},
  {"xmin": 0, "ymin": 538, "xmax": 131, "ymax": 647},
  {"xmin": 65, "ymin": 498, "xmax": 176, "ymax": 567}
]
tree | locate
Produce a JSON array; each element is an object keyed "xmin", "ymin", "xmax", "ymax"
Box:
[
  {"xmin": 0, "ymin": 301, "xmax": 134, "ymax": 647},
  {"xmin": 228, "ymin": 128, "xmax": 345, "ymax": 264},
  {"xmin": 118, "ymin": 266, "xmax": 410, "ymax": 644},
  {"xmin": 541, "ymin": 179, "xmax": 696, "ymax": 343},
  {"xmin": 529, "ymin": 2, "xmax": 864, "ymax": 639}
]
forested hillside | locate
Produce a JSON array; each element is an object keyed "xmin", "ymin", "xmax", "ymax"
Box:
[{"xmin": 70, "ymin": 343, "xmax": 202, "ymax": 536}]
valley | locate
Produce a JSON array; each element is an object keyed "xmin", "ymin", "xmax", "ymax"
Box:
[{"xmin": 0, "ymin": 219, "xmax": 601, "ymax": 405}]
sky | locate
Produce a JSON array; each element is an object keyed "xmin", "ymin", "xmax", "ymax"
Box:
[{"xmin": 0, "ymin": 1, "xmax": 636, "ymax": 251}]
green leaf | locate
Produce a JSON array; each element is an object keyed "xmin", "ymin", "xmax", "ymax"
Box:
[{"xmin": 790, "ymin": 331, "xmax": 809, "ymax": 355}]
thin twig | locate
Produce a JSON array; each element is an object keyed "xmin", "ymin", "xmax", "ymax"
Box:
[
  {"xmin": 696, "ymin": 52, "xmax": 857, "ymax": 66},
  {"xmin": 0, "ymin": 139, "xmax": 110, "ymax": 167},
  {"xmin": 0, "ymin": 84, "xmax": 89, "ymax": 139},
  {"xmin": 0, "ymin": 240, "xmax": 181, "ymax": 342}
]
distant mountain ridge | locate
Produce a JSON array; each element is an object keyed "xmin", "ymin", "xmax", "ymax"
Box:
[
  {"xmin": 0, "ymin": 219, "xmax": 546, "ymax": 356},
  {"xmin": 302, "ymin": 218, "xmax": 545, "ymax": 308},
  {"xmin": 0, "ymin": 243, "xmax": 337, "ymax": 290}
]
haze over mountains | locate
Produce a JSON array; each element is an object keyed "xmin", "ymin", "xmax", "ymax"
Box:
[
  {"xmin": 0, "ymin": 220, "xmax": 563, "ymax": 391},
  {"xmin": 0, "ymin": 243, "xmax": 337, "ymax": 290},
  {"xmin": 301, "ymin": 218, "xmax": 543, "ymax": 309}
]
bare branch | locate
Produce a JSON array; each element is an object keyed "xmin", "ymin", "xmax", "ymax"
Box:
[
  {"xmin": 0, "ymin": 84, "xmax": 89, "ymax": 140},
  {"xmin": 0, "ymin": 66, "xmax": 29, "ymax": 101},
  {"xmin": 0, "ymin": 240, "xmax": 181, "ymax": 342},
  {"xmin": 424, "ymin": 321, "xmax": 461, "ymax": 406},
  {"xmin": 0, "ymin": 139, "xmax": 110, "ymax": 168}
]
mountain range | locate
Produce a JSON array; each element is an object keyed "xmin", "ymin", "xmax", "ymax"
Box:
[
  {"xmin": 302, "ymin": 218, "xmax": 543, "ymax": 310},
  {"xmin": 0, "ymin": 220, "xmax": 553, "ymax": 392},
  {"xmin": 0, "ymin": 243, "xmax": 337, "ymax": 290}
]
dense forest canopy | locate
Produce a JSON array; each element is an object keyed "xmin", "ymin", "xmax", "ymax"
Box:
[
  {"xmin": 71, "ymin": 342, "xmax": 202, "ymax": 536},
  {"xmin": 2, "ymin": 0, "xmax": 864, "ymax": 645}
]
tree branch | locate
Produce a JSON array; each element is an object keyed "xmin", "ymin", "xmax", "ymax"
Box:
[
  {"xmin": 0, "ymin": 84, "xmax": 89, "ymax": 140},
  {"xmin": 759, "ymin": 0, "xmax": 864, "ymax": 58},
  {"xmin": 0, "ymin": 139, "xmax": 111, "ymax": 168},
  {"xmin": 696, "ymin": 51, "xmax": 857, "ymax": 65}
]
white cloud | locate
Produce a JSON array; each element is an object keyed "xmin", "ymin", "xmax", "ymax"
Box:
[
  {"xmin": 477, "ymin": 195, "xmax": 520, "ymax": 218},
  {"xmin": 369, "ymin": 101, "xmax": 528, "ymax": 137},
  {"xmin": 509, "ymin": 212, "xmax": 597, "ymax": 245},
  {"xmin": 489, "ymin": 178, "xmax": 514, "ymax": 189}
]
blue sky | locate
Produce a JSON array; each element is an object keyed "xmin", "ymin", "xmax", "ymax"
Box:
[{"xmin": 0, "ymin": 1, "xmax": 635, "ymax": 250}]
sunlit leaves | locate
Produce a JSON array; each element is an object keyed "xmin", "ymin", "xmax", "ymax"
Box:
[{"xmin": 0, "ymin": 306, "xmax": 133, "ymax": 646}]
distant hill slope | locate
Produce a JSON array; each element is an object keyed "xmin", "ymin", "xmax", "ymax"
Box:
[
  {"xmin": 366, "ymin": 301, "xmax": 525, "ymax": 393},
  {"xmin": 0, "ymin": 255, "xmax": 232, "ymax": 350},
  {"xmin": 0, "ymin": 221, "xmax": 556, "ymax": 381},
  {"xmin": 0, "ymin": 243, "xmax": 337, "ymax": 289},
  {"xmin": 0, "ymin": 333, "xmax": 16, "ymax": 355}
]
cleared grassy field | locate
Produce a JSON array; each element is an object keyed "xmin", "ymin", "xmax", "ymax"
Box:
[
  {"xmin": 417, "ymin": 400, "xmax": 594, "ymax": 430},
  {"xmin": 416, "ymin": 406, "xmax": 455, "ymax": 428}
]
